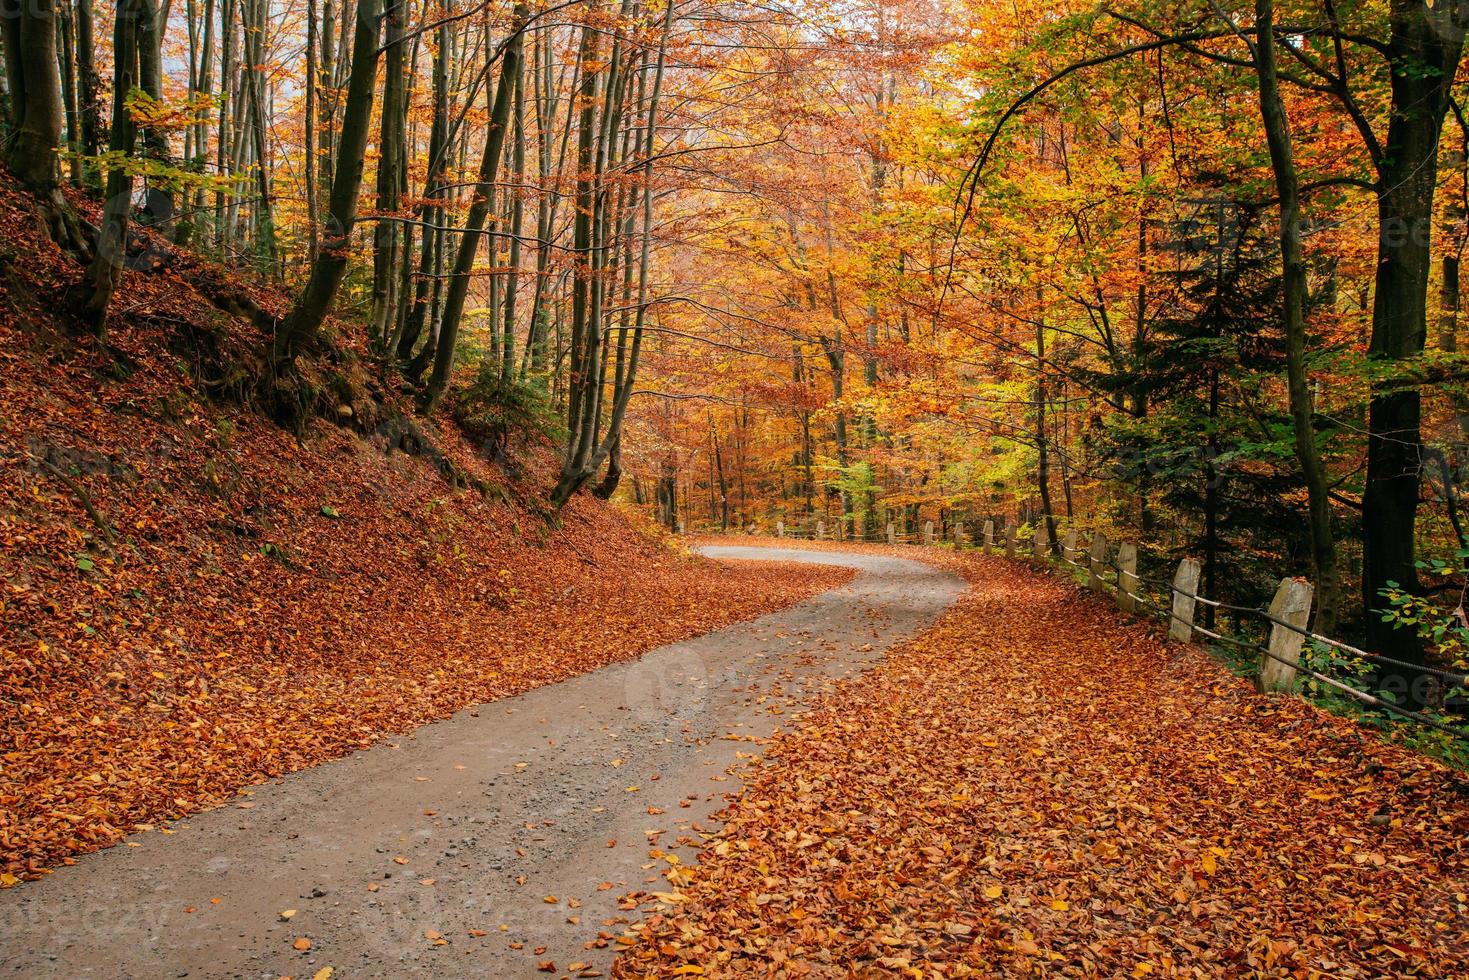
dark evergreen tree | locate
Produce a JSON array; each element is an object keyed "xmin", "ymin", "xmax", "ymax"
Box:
[{"xmin": 1088, "ymin": 199, "xmax": 1343, "ymax": 619}]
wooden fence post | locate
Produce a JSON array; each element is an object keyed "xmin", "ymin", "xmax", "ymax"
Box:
[
  {"xmin": 982, "ymin": 520, "xmax": 994, "ymax": 554},
  {"xmin": 776, "ymin": 521, "xmax": 785, "ymax": 539},
  {"xmin": 1257, "ymin": 577, "xmax": 1314, "ymax": 693},
  {"xmin": 1004, "ymin": 521, "xmax": 1016, "ymax": 558},
  {"xmin": 886, "ymin": 522, "xmax": 895, "ymax": 545},
  {"xmin": 955, "ymin": 521, "xmax": 966, "ymax": 549},
  {"xmin": 924, "ymin": 520, "xmax": 934, "ymax": 545},
  {"xmin": 1116, "ymin": 541, "xmax": 1138, "ymax": 614},
  {"xmin": 816, "ymin": 520, "xmax": 826, "ymax": 540},
  {"xmin": 1168, "ymin": 558, "xmax": 1202, "ymax": 643},
  {"xmin": 1088, "ymin": 531, "xmax": 1109, "ymax": 590},
  {"xmin": 1062, "ymin": 528, "xmax": 1077, "ymax": 565},
  {"xmin": 1033, "ymin": 520, "xmax": 1050, "ymax": 557}
]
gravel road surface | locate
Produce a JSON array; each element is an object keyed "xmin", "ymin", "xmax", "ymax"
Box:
[{"xmin": 0, "ymin": 546, "xmax": 963, "ymax": 979}]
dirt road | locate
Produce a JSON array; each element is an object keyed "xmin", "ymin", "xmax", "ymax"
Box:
[{"xmin": 0, "ymin": 546, "xmax": 962, "ymax": 979}]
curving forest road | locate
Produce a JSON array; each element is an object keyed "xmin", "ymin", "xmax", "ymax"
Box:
[{"xmin": 0, "ymin": 546, "xmax": 963, "ymax": 979}]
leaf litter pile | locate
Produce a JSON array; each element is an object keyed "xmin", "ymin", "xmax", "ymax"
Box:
[
  {"xmin": 617, "ymin": 552, "xmax": 1469, "ymax": 977},
  {"xmin": 0, "ymin": 188, "xmax": 853, "ymax": 880}
]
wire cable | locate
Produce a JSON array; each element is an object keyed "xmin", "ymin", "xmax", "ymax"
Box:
[{"xmin": 1034, "ymin": 548, "xmax": 1469, "ymax": 732}]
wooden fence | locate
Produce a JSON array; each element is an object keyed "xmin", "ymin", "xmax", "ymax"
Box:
[{"xmin": 729, "ymin": 518, "xmax": 1469, "ymax": 739}]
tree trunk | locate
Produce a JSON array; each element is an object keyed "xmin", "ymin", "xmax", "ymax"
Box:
[
  {"xmin": 2, "ymin": 0, "xmax": 86, "ymax": 249},
  {"xmin": 369, "ymin": 0, "xmax": 407, "ymax": 350},
  {"xmin": 1034, "ymin": 311, "xmax": 1058, "ymax": 553},
  {"xmin": 178, "ymin": 0, "xmax": 212, "ymax": 244},
  {"xmin": 58, "ymin": 0, "xmax": 80, "ymax": 187},
  {"xmin": 135, "ymin": 0, "xmax": 171, "ymax": 231},
  {"xmin": 70, "ymin": 0, "xmax": 142, "ymax": 337},
  {"xmin": 501, "ymin": 56, "xmax": 526, "ymax": 380},
  {"xmin": 74, "ymin": 0, "xmax": 101, "ymax": 190},
  {"xmin": 317, "ymin": 0, "xmax": 335, "ymax": 198},
  {"xmin": 304, "ymin": 0, "xmax": 319, "ymax": 260},
  {"xmin": 423, "ymin": 3, "xmax": 527, "ymax": 408},
  {"xmin": 215, "ymin": 0, "xmax": 235, "ymax": 250},
  {"xmin": 396, "ymin": 7, "xmax": 450, "ymax": 364},
  {"xmin": 270, "ymin": 0, "xmax": 383, "ymax": 361},
  {"xmin": 1362, "ymin": 2, "xmax": 1465, "ymax": 661},
  {"xmin": 241, "ymin": 0, "xmax": 277, "ymax": 273},
  {"xmin": 550, "ymin": 0, "xmax": 675, "ymax": 506},
  {"xmin": 2, "ymin": 0, "xmax": 64, "ymax": 192},
  {"xmin": 1249, "ymin": 0, "xmax": 1341, "ymax": 635}
]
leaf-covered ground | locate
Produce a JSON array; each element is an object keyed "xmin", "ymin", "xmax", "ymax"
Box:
[
  {"xmin": 0, "ymin": 184, "xmax": 853, "ymax": 880},
  {"xmin": 616, "ymin": 548, "xmax": 1469, "ymax": 977}
]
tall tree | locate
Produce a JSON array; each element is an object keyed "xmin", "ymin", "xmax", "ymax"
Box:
[
  {"xmin": 70, "ymin": 0, "xmax": 143, "ymax": 337},
  {"xmin": 1242, "ymin": 0, "xmax": 1340, "ymax": 633},
  {"xmin": 423, "ymin": 3, "xmax": 527, "ymax": 409},
  {"xmin": 2, "ymin": 0, "xmax": 86, "ymax": 246},
  {"xmin": 1360, "ymin": 1, "xmax": 1466, "ymax": 659},
  {"xmin": 270, "ymin": 0, "xmax": 384, "ymax": 361}
]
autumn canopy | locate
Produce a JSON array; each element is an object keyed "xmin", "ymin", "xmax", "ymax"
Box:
[{"xmin": 5, "ymin": 0, "xmax": 1469, "ymax": 974}]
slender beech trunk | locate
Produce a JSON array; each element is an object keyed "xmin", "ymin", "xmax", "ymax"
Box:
[
  {"xmin": 1251, "ymin": 0, "xmax": 1339, "ymax": 634},
  {"xmin": 58, "ymin": 0, "xmax": 80, "ymax": 187},
  {"xmin": 523, "ymin": 30, "xmax": 571, "ymax": 377},
  {"xmin": 75, "ymin": 0, "xmax": 101, "ymax": 190},
  {"xmin": 502, "ymin": 56, "xmax": 526, "ymax": 380},
  {"xmin": 271, "ymin": 0, "xmax": 383, "ymax": 360},
  {"xmin": 390, "ymin": 36, "xmax": 419, "ymax": 349},
  {"xmin": 71, "ymin": 0, "xmax": 142, "ymax": 337},
  {"xmin": 423, "ymin": 3, "xmax": 527, "ymax": 408},
  {"xmin": 178, "ymin": 0, "xmax": 212, "ymax": 244},
  {"xmin": 304, "ymin": 0, "xmax": 319, "ymax": 259},
  {"xmin": 318, "ymin": 0, "xmax": 335, "ymax": 197},
  {"xmin": 370, "ymin": 0, "xmax": 407, "ymax": 349},
  {"xmin": 136, "ymin": 0, "xmax": 170, "ymax": 229},
  {"xmin": 550, "ymin": 0, "xmax": 674, "ymax": 506},
  {"xmin": 215, "ymin": 0, "xmax": 235, "ymax": 249},
  {"xmin": 397, "ymin": 8, "xmax": 449, "ymax": 364},
  {"xmin": 561, "ymin": 8, "xmax": 611, "ymax": 469},
  {"xmin": 241, "ymin": 0, "xmax": 277, "ymax": 272},
  {"xmin": 1034, "ymin": 308, "xmax": 1059, "ymax": 553}
]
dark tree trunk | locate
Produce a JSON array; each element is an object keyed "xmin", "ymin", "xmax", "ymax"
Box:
[
  {"xmin": 423, "ymin": 3, "xmax": 527, "ymax": 408},
  {"xmin": 397, "ymin": 7, "xmax": 449, "ymax": 364},
  {"xmin": 2, "ymin": 0, "xmax": 64, "ymax": 192},
  {"xmin": 1034, "ymin": 309, "xmax": 1058, "ymax": 553},
  {"xmin": 70, "ymin": 0, "xmax": 141, "ymax": 338},
  {"xmin": 135, "ymin": 0, "xmax": 171, "ymax": 230},
  {"xmin": 593, "ymin": 434, "xmax": 622, "ymax": 499},
  {"xmin": 57, "ymin": 0, "xmax": 79, "ymax": 187},
  {"xmin": 1361, "ymin": 2, "xmax": 1465, "ymax": 661},
  {"xmin": 1251, "ymin": 0, "xmax": 1340, "ymax": 634},
  {"xmin": 369, "ymin": 0, "xmax": 406, "ymax": 350},
  {"xmin": 74, "ymin": 0, "xmax": 101, "ymax": 189},
  {"xmin": 270, "ymin": 0, "xmax": 383, "ymax": 360},
  {"xmin": 2, "ymin": 0, "xmax": 87, "ymax": 249}
]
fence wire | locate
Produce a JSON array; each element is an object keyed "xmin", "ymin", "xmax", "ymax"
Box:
[
  {"xmin": 712, "ymin": 524, "xmax": 1469, "ymax": 740},
  {"xmin": 1066, "ymin": 543, "xmax": 1469, "ymax": 740}
]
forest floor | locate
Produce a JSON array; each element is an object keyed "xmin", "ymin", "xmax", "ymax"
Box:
[
  {"xmin": 617, "ymin": 539, "xmax": 1469, "ymax": 978},
  {"xmin": 0, "ymin": 547, "xmax": 961, "ymax": 979},
  {"xmin": 0, "ymin": 170, "xmax": 853, "ymax": 879}
]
